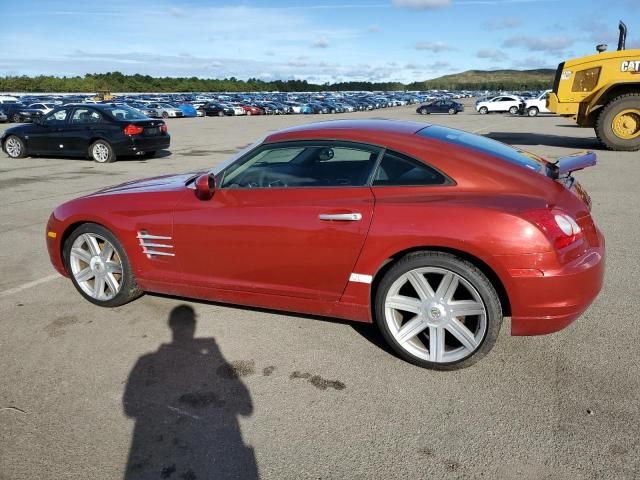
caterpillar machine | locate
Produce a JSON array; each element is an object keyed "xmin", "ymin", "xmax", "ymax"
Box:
[{"xmin": 548, "ymin": 21, "xmax": 640, "ymax": 151}]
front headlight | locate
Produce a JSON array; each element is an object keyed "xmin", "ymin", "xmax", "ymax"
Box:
[{"xmin": 572, "ymin": 67, "xmax": 601, "ymax": 93}]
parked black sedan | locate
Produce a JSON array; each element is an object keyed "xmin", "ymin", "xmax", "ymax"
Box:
[
  {"xmin": 1, "ymin": 104, "xmax": 170, "ymax": 163},
  {"xmin": 416, "ymin": 100, "xmax": 464, "ymax": 115},
  {"xmin": 200, "ymin": 102, "xmax": 234, "ymax": 117}
]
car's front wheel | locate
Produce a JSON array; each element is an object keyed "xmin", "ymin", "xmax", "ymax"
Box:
[
  {"xmin": 89, "ymin": 140, "xmax": 116, "ymax": 163},
  {"xmin": 448, "ymin": 108, "xmax": 456, "ymax": 115},
  {"xmin": 527, "ymin": 107, "xmax": 539, "ymax": 117},
  {"xmin": 3, "ymin": 135, "xmax": 26, "ymax": 158},
  {"xmin": 509, "ymin": 106, "xmax": 519, "ymax": 115},
  {"xmin": 64, "ymin": 223, "xmax": 142, "ymax": 307},
  {"xmin": 479, "ymin": 106, "xmax": 488, "ymax": 115},
  {"xmin": 374, "ymin": 251, "xmax": 502, "ymax": 370}
]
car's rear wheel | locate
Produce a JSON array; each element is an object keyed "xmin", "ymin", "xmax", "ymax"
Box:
[
  {"xmin": 374, "ymin": 251, "xmax": 502, "ymax": 370},
  {"xmin": 64, "ymin": 223, "xmax": 142, "ymax": 307},
  {"xmin": 3, "ymin": 135, "xmax": 26, "ymax": 158},
  {"xmin": 527, "ymin": 107, "xmax": 539, "ymax": 117},
  {"xmin": 89, "ymin": 140, "xmax": 116, "ymax": 163},
  {"xmin": 479, "ymin": 106, "xmax": 488, "ymax": 115},
  {"xmin": 218, "ymin": 111, "xmax": 224, "ymax": 117},
  {"xmin": 509, "ymin": 106, "xmax": 519, "ymax": 115}
]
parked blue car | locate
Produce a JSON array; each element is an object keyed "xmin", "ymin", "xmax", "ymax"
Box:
[{"xmin": 177, "ymin": 103, "xmax": 199, "ymax": 117}]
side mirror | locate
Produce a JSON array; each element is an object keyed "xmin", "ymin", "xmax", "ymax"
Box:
[{"xmin": 194, "ymin": 173, "xmax": 216, "ymax": 200}]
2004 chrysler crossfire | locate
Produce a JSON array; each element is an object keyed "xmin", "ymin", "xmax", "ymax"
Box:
[{"xmin": 46, "ymin": 120, "xmax": 605, "ymax": 369}]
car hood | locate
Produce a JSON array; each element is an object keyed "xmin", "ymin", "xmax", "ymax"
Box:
[{"xmin": 90, "ymin": 171, "xmax": 203, "ymax": 196}]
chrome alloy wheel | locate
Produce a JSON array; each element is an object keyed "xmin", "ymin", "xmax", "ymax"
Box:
[
  {"xmin": 384, "ymin": 267, "xmax": 487, "ymax": 363},
  {"xmin": 69, "ymin": 233, "xmax": 123, "ymax": 300},
  {"xmin": 92, "ymin": 143, "xmax": 110, "ymax": 162},
  {"xmin": 5, "ymin": 137, "xmax": 22, "ymax": 157}
]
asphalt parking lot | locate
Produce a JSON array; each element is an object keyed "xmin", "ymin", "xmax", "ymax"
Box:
[{"xmin": 1, "ymin": 102, "xmax": 639, "ymax": 480}]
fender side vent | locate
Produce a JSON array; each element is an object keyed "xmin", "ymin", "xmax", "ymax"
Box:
[{"xmin": 137, "ymin": 231, "xmax": 175, "ymax": 258}]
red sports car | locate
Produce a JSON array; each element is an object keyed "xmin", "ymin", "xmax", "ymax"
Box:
[{"xmin": 46, "ymin": 120, "xmax": 605, "ymax": 369}]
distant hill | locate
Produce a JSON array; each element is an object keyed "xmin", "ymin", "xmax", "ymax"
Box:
[{"xmin": 408, "ymin": 69, "xmax": 556, "ymax": 91}]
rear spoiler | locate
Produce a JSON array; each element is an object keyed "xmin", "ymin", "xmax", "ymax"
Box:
[{"xmin": 549, "ymin": 151, "xmax": 596, "ymax": 179}]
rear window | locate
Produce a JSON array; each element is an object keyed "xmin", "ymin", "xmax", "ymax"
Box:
[
  {"xmin": 102, "ymin": 105, "xmax": 148, "ymax": 121},
  {"xmin": 417, "ymin": 125, "xmax": 547, "ymax": 174}
]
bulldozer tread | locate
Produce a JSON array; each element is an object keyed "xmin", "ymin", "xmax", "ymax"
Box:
[{"xmin": 595, "ymin": 93, "xmax": 640, "ymax": 152}]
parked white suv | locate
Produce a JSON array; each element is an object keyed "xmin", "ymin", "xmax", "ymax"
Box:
[
  {"xmin": 524, "ymin": 90, "xmax": 552, "ymax": 117},
  {"xmin": 475, "ymin": 95, "xmax": 524, "ymax": 115}
]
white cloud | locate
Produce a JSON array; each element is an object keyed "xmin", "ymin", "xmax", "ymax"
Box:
[
  {"xmin": 415, "ymin": 41, "xmax": 453, "ymax": 52},
  {"xmin": 392, "ymin": 0, "xmax": 451, "ymax": 8},
  {"xmin": 311, "ymin": 37, "xmax": 330, "ymax": 48},
  {"xmin": 477, "ymin": 49, "xmax": 507, "ymax": 60}
]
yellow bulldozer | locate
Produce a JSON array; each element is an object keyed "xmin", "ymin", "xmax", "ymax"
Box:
[
  {"xmin": 548, "ymin": 22, "xmax": 640, "ymax": 151},
  {"xmin": 92, "ymin": 90, "xmax": 114, "ymax": 102}
]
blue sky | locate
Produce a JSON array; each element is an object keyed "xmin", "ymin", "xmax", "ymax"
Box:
[{"xmin": 1, "ymin": 0, "xmax": 638, "ymax": 83}]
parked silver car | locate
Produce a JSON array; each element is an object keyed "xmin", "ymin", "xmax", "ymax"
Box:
[{"xmin": 145, "ymin": 103, "xmax": 184, "ymax": 118}]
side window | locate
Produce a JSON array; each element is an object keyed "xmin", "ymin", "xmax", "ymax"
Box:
[
  {"xmin": 372, "ymin": 151, "xmax": 448, "ymax": 187},
  {"xmin": 221, "ymin": 143, "xmax": 380, "ymax": 189},
  {"xmin": 43, "ymin": 109, "xmax": 69, "ymax": 125},
  {"xmin": 71, "ymin": 108, "xmax": 103, "ymax": 124}
]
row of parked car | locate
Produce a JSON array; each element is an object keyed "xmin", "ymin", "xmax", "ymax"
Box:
[
  {"xmin": 0, "ymin": 91, "xmax": 480, "ymax": 123},
  {"xmin": 474, "ymin": 90, "xmax": 551, "ymax": 116}
]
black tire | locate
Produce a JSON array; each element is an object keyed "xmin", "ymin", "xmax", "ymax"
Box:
[
  {"xmin": 527, "ymin": 107, "xmax": 539, "ymax": 117},
  {"xmin": 595, "ymin": 93, "xmax": 640, "ymax": 151},
  {"xmin": 448, "ymin": 108, "xmax": 456, "ymax": 115},
  {"xmin": 11, "ymin": 113, "xmax": 21, "ymax": 123},
  {"xmin": 479, "ymin": 106, "xmax": 488, "ymax": 115},
  {"xmin": 3, "ymin": 135, "xmax": 27, "ymax": 158},
  {"xmin": 218, "ymin": 111, "xmax": 224, "ymax": 117},
  {"xmin": 162, "ymin": 111, "xmax": 169, "ymax": 119},
  {"xmin": 374, "ymin": 251, "xmax": 503, "ymax": 370},
  {"xmin": 89, "ymin": 139, "xmax": 116, "ymax": 163},
  {"xmin": 509, "ymin": 106, "xmax": 519, "ymax": 115},
  {"xmin": 63, "ymin": 223, "xmax": 142, "ymax": 307}
]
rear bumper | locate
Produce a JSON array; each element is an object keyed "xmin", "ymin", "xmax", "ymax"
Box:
[
  {"xmin": 112, "ymin": 135, "xmax": 170, "ymax": 155},
  {"xmin": 507, "ymin": 233, "xmax": 605, "ymax": 335}
]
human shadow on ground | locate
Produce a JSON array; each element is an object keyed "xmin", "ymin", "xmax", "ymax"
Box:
[{"xmin": 123, "ymin": 304, "xmax": 258, "ymax": 480}]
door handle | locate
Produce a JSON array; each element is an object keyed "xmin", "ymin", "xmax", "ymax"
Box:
[{"xmin": 318, "ymin": 213, "xmax": 362, "ymax": 221}]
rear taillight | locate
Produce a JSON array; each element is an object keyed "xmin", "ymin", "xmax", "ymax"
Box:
[
  {"xmin": 124, "ymin": 124, "xmax": 144, "ymax": 136},
  {"xmin": 523, "ymin": 209, "xmax": 583, "ymax": 249},
  {"xmin": 160, "ymin": 123, "xmax": 167, "ymax": 133}
]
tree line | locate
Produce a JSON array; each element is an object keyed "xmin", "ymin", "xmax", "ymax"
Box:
[{"xmin": 0, "ymin": 71, "xmax": 553, "ymax": 93}]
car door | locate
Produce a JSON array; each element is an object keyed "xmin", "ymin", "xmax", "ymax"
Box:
[
  {"xmin": 27, "ymin": 108, "xmax": 71, "ymax": 153},
  {"xmin": 487, "ymin": 97, "xmax": 502, "ymax": 112},
  {"xmin": 172, "ymin": 141, "xmax": 380, "ymax": 302},
  {"xmin": 64, "ymin": 107, "xmax": 109, "ymax": 154}
]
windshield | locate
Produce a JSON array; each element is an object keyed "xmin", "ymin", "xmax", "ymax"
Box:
[
  {"xmin": 418, "ymin": 125, "xmax": 547, "ymax": 174},
  {"xmin": 102, "ymin": 105, "xmax": 148, "ymax": 120}
]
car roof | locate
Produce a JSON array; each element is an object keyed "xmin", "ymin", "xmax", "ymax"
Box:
[{"xmin": 265, "ymin": 119, "xmax": 429, "ymax": 144}]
